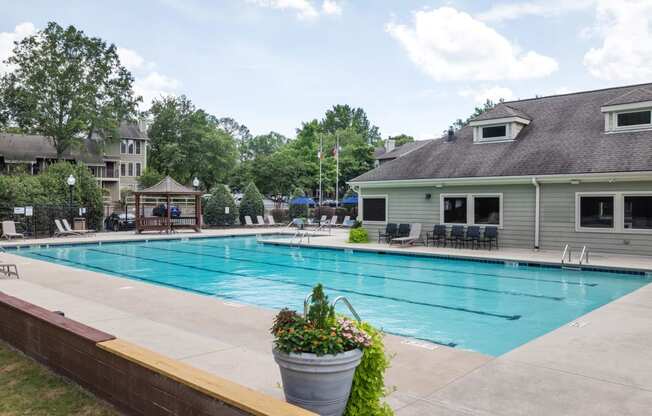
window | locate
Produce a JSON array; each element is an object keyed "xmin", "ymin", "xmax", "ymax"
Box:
[
  {"xmin": 135, "ymin": 162, "xmax": 141, "ymax": 177},
  {"xmin": 127, "ymin": 140, "xmax": 134, "ymax": 154},
  {"xmin": 120, "ymin": 163, "xmax": 126, "ymax": 176},
  {"xmin": 135, "ymin": 140, "xmax": 141, "ymax": 155},
  {"xmin": 624, "ymin": 196, "xmax": 652, "ymax": 230},
  {"xmin": 474, "ymin": 196, "xmax": 500, "ymax": 225},
  {"xmin": 578, "ymin": 195, "xmax": 614, "ymax": 229},
  {"xmin": 128, "ymin": 163, "xmax": 133, "ymax": 177},
  {"xmin": 443, "ymin": 197, "xmax": 467, "ymax": 224},
  {"xmin": 120, "ymin": 140, "xmax": 127, "ymax": 154},
  {"xmin": 362, "ymin": 197, "xmax": 386, "ymax": 222},
  {"xmin": 482, "ymin": 125, "xmax": 507, "ymax": 139},
  {"xmin": 617, "ymin": 110, "xmax": 651, "ymax": 127}
]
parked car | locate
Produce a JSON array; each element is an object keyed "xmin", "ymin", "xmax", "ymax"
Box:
[
  {"xmin": 104, "ymin": 213, "xmax": 136, "ymax": 231},
  {"xmin": 152, "ymin": 204, "xmax": 181, "ymax": 218}
]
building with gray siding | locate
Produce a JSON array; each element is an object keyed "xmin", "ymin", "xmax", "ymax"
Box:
[{"xmin": 349, "ymin": 83, "xmax": 652, "ymax": 256}]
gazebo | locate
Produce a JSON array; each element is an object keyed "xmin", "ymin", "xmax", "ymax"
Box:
[{"xmin": 134, "ymin": 176, "xmax": 202, "ymax": 233}]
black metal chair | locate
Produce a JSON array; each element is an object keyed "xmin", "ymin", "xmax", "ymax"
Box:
[
  {"xmin": 426, "ymin": 224, "xmax": 447, "ymax": 247},
  {"xmin": 482, "ymin": 226, "xmax": 499, "ymax": 250},
  {"xmin": 447, "ymin": 225, "xmax": 465, "ymax": 248},
  {"xmin": 397, "ymin": 223, "xmax": 411, "ymax": 238},
  {"xmin": 378, "ymin": 223, "xmax": 398, "ymax": 243},
  {"xmin": 464, "ymin": 226, "xmax": 481, "ymax": 249}
]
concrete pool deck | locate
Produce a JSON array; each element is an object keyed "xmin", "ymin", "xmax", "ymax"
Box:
[{"xmin": 1, "ymin": 228, "xmax": 652, "ymax": 414}]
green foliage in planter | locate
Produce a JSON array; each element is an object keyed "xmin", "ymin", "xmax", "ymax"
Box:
[
  {"xmin": 345, "ymin": 322, "xmax": 393, "ymax": 416},
  {"xmin": 348, "ymin": 227, "xmax": 369, "ymax": 243},
  {"xmin": 271, "ymin": 208, "xmax": 289, "ymax": 223},
  {"xmin": 204, "ymin": 184, "xmax": 238, "ymax": 226},
  {"xmin": 289, "ymin": 203, "xmax": 308, "ymax": 219},
  {"xmin": 239, "ymin": 181, "xmax": 264, "ymax": 224}
]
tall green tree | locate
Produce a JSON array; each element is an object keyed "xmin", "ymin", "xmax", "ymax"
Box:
[
  {"xmin": 388, "ymin": 134, "xmax": 414, "ymax": 146},
  {"xmin": 215, "ymin": 117, "xmax": 252, "ymax": 162},
  {"xmin": 320, "ymin": 104, "xmax": 381, "ymax": 145},
  {"xmin": 241, "ymin": 131, "xmax": 288, "ymax": 160},
  {"xmin": 0, "ymin": 22, "xmax": 140, "ymax": 158},
  {"xmin": 147, "ymin": 95, "xmax": 237, "ymax": 190},
  {"xmin": 452, "ymin": 99, "xmax": 503, "ymax": 130}
]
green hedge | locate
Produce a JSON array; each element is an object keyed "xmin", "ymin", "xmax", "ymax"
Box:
[
  {"xmin": 204, "ymin": 184, "xmax": 238, "ymax": 226},
  {"xmin": 348, "ymin": 227, "xmax": 369, "ymax": 243}
]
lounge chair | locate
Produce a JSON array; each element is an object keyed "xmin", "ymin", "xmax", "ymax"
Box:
[
  {"xmin": 244, "ymin": 216, "xmax": 256, "ymax": 227},
  {"xmin": 267, "ymin": 215, "xmax": 282, "ymax": 227},
  {"xmin": 426, "ymin": 224, "xmax": 447, "ymax": 247},
  {"xmin": 329, "ymin": 215, "xmax": 338, "ymax": 227},
  {"xmin": 54, "ymin": 219, "xmax": 79, "ymax": 237},
  {"xmin": 288, "ymin": 218, "xmax": 305, "ymax": 229},
  {"xmin": 1, "ymin": 221, "xmax": 24, "ymax": 240},
  {"xmin": 397, "ymin": 223, "xmax": 410, "ymax": 238},
  {"xmin": 0, "ymin": 261, "xmax": 19, "ymax": 279},
  {"xmin": 378, "ymin": 223, "xmax": 398, "ymax": 243},
  {"xmin": 255, "ymin": 215, "xmax": 268, "ymax": 227},
  {"xmin": 482, "ymin": 226, "xmax": 499, "ymax": 250},
  {"xmin": 464, "ymin": 226, "xmax": 481, "ymax": 249},
  {"xmin": 447, "ymin": 225, "xmax": 465, "ymax": 248},
  {"xmin": 390, "ymin": 223, "xmax": 422, "ymax": 246},
  {"xmin": 338, "ymin": 216, "xmax": 351, "ymax": 227},
  {"xmin": 318, "ymin": 215, "xmax": 328, "ymax": 226},
  {"xmin": 62, "ymin": 219, "xmax": 95, "ymax": 236}
]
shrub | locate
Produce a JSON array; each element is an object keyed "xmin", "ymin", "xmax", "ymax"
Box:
[
  {"xmin": 239, "ymin": 181, "xmax": 264, "ymax": 224},
  {"xmin": 271, "ymin": 208, "xmax": 289, "ymax": 223},
  {"xmin": 344, "ymin": 321, "xmax": 393, "ymax": 416},
  {"xmin": 314, "ymin": 206, "xmax": 335, "ymax": 220},
  {"xmin": 348, "ymin": 227, "xmax": 368, "ymax": 243},
  {"xmin": 204, "ymin": 184, "xmax": 238, "ymax": 226},
  {"xmin": 289, "ymin": 203, "xmax": 308, "ymax": 219}
]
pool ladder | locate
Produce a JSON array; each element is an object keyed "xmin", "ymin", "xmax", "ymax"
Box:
[
  {"xmin": 292, "ymin": 230, "xmax": 311, "ymax": 247},
  {"xmin": 304, "ymin": 293, "xmax": 361, "ymax": 322},
  {"xmin": 561, "ymin": 244, "xmax": 589, "ymax": 269}
]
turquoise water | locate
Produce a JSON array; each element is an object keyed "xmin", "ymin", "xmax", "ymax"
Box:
[{"xmin": 11, "ymin": 236, "xmax": 650, "ymax": 356}]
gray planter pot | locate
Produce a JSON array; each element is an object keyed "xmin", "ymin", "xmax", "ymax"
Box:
[{"xmin": 273, "ymin": 348, "xmax": 363, "ymax": 416}]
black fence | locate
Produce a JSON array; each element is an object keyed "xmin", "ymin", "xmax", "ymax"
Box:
[{"xmin": 0, "ymin": 204, "xmax": 96, "ymax": 238}]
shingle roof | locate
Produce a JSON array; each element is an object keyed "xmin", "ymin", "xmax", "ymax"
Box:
[
  {"xmin": 118, "ymin": 121, "xmax": 149, "ymax": 139},
  {"xmin": 351, "ymin": 83, "xmax": 652, "ymax": 183},
  {"xmin": 376, "ymin": 140, "xmax": 435, "ymax": 160},
  {"xmin": 0, "ymin": 134, "xmax": 105, "ymax": 165},
  {"xmin": 137, "ymin": 176, "xmax": 199, "ymax": 195},
  {"xmin": 470, "ymin": 104, "xmax": 531, "ymax": 122},
  {"xmin": 603, "ymin": 87, "xmax": 652, "ymax": 106}
]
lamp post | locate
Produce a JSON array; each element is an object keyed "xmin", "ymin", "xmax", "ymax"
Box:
[
  {"xmin": 192, "ymin": 177, "xmax": 200, "ymax": 191},
  {"xmin": 67, "ymin": 174, "xmax": 76, "ymax": 223}
]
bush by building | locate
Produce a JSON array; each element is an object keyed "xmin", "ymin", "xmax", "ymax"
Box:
[
  {"xmin": 204, "ymin": 184, "xmax": 238, "ymax": 226},
  {"xmin": 238, "ymin": 181, "xmax": 264, "ymax": 224}
]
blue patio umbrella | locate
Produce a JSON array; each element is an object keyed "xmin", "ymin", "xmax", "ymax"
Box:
[
  {"xmin": 290, "ymin": 196, "xmax": 316, "ymax": 206},
  {"xmin": 342, "ymin": 194, "xmax": 358, "ymax": 205}
]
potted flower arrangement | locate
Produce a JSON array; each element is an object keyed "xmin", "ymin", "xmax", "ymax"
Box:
[{"xmin": 271, "ymin": 284, "xmax": 373, "ymax": 416}]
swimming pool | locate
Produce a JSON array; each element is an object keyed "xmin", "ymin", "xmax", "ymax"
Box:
[{"xmin": 11, "ymin": 235, "xmax": 650, "ymax": 356}]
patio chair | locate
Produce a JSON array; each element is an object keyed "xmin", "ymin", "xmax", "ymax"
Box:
[
  {"xmin": 0, "ymin": 261, "xmax": 19, "ymax": 279},
  {"xmin": 482, "ymin": 226, "xmax": 499, "ymax": 250},
  {"xmin": 390, "ymin": 223, "xmax": 422, "ymax": 246},
  {"xmin": 447, "ymin": 225, "xmax": 465, "ymax": 248},
  {"xmin": 244, "ymin": 216, "xmax": 256, "ymax": 227},
  {"xmin": 1, "ymin": 220, "xmax": 24, "ymax": 240},
  {"xmin": 397, "ymin": 223, "xmax": 410, "ymax": 238},
  {"xmin": 255, "ymin": 215, "xmax": 268, "ymax": 227},
  {"xmin": 329, "ymin": 215, "xmax": 338, "ymax": 227},
  {"xmin": 288, "ymin": 218, "xmax": 305, "ymax": 229},
  {"xmin": 318, "ymin": 215, "xmax": 328, "ymax": 226},
  {"xmin": 426, "ymin": 224, "xmax": 447, "ymax": 247},
  {"xmin": 267, "ymin": 215, "xmax": 282, "ymax": 227},
  {"xmin": 378, "ymin": 223, "xmax": 398, "ymax": 243},
  {"xmin": 62, "ymin": 219, "xmax": 95, "ymax": 236},
  {"xmin": 464, "ymin": 226, "xmax": 482, "ymax": 249},
  {"xmin": 54, "ymin": 219, "xmax": 79, "ymax": 237},
  {"xmin": 338, "ymin": 216, "xmax": 351, "ymax": 227}
]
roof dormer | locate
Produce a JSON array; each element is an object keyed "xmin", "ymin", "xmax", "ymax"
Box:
[
  {"xmin": 601, "ymin": 87, "xmax": 652, "ymax": 133},
  {"xmin": 468, "ymin": 104, "xmax": 531, "ymax": 143}
]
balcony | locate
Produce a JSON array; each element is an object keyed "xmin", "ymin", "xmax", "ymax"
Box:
[{"xmin": 91, "ymin": 167, "xmax": 120, "ymax": 180}]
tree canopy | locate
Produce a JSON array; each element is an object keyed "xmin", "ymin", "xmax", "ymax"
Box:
[
  {"xmin": 388, "ymin": 134, "xmax": 414, "ymax": 146},
  {"xmin": 0, "ymin": 22, "xmax": 140, "ymax": 158}
]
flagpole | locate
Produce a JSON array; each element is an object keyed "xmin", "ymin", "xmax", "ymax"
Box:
[
  {"xmin": 319, "ymin": 134, "xmax": 323, "ymax": 206},
  {"xmin": 335, "ymin": 133, "xmax": 339, "ymax": 207}
]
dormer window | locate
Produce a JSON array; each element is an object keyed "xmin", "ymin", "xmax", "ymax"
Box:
[
  {"xmin": 482, "ymin": 125, "xmax": 507, "ymax": 140},
  {"xmin": 602, "ymin": 87, "xmax": 652, "ymax": 133},
  {"xmin": 616, "ymin": 110, "xmax": 651, "ymax": 128},
  {"xmin": 468, "ymin": 104, "xmax": 531, "ymax": 144}
]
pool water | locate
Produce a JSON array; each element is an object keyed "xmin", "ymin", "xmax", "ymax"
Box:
[{"xmin": 12, "ymin": 236, "xmax": 650, "ymax": 356}]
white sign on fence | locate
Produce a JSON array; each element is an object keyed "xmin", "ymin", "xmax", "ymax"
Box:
[
  {"xmin": 225, "ymin": 206, "xmax": 230, "ymax": 214},
  {"xmin": 13, "ymin": 207, "xmax": 25, "ymax": 215},
  {"xmin": 25, "ymin": 206, "xmax": 33, "ymax": 216}
]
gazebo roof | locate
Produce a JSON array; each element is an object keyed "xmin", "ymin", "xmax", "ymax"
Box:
[{"xmin": 135, "ymin": 176, "xmax": 201, "ymax": 195}]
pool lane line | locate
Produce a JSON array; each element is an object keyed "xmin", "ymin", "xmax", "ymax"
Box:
[
  {"xmin": 141, "ymin": 244, "xmax": 565, "ymax": 302},
  {"xmin": 185, "ymin": 241, "xmax": 597, "ymax": 288},
  {"xmin": 86, "ymin": 247, "xmax": 522, "ymax": 321},
  {"xmin": 30, "ymin": 252, "xmax": 459, "ymax": 348}
]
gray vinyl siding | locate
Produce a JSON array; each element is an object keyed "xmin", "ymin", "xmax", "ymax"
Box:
[
  {"xmin": 359, "ymin": 185, "xmax": 535, "ymax": 248},
  {"xmin": 539, "ymin": 181, "xmax": 652, "ymax": 256}
]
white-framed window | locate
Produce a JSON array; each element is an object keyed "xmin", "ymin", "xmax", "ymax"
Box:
[
  {"xmin": 135, "ymin": 140, "xmax": 141, "ymax": 155},
  {"xmin": 575, "ymin": 192, "xmax": 652, "ymax": 234},
  {"xmin": 481, "ymin": 125, "xmax": 507, "ymax": 141},
  {"xmin": 361, "ymin": 195, "xmax": 387, "ymax": 224},
  {"xmin": 128, "ymin": 162, "xmax": 133, "ymax": 177},
  {"xmin": 127, "ymin": 140, "xmax": 134, "ymax": 154},
  {"xmin": 120, "ymin": 140, "xmax": 127, "ymax": 154},
  {"xmin": 135, "ymin": 162, "xmax": 141, "ymax": 177},
  {"xmin": 120, "ymin": 163, "xmax": 126, "ymax": 177},
  {"xmin": 440, "ymin": 193, "xmax": 503, "ymax": 228},
  {"xmin": 615, "ymin": 109, "xmax": 651, "ymax": 129}
]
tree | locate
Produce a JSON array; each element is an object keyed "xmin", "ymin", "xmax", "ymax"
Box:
[
  {"xmin": 241, "ymin": 131, "xmax": 288, "ymax": 160},
  {"xmin": 215, "ymin": 117, "xmax": 252, "ymax": 162},
  {"xmin": 147, "ymin": 96, "xmax": 237, "ymax": 190},
  {"xmin": 0, "ymin": 22, "xmax": 140, "ymax": 158},
  {"xmin": 204, "ymin": 184, "xmax": 238, "ymax": 226},
  {"xmin": 452, "ymin": 99, "xmax": 502, "ymax": 130},
  {"xmin": 238, "ymin": 181, "xmax": 264, "ymax": 224},
  {"xmin": 389, "ymin": 134, "xmax": 414, "ymax": 146},
  {"xmin": 137, "ymin": 167, "xmax": 164, "ymax": 189},
  {"xmin": 320, "ymin": 105, "xmax": 381, "ymax": 145}
]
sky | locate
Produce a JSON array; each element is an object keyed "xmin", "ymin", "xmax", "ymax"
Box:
[{"xmin": 1, "ymin": 0, "xmax": 651, "ymax": 140}]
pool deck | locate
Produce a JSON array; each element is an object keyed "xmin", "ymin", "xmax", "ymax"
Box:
[{"xmin": 1, "ymin": 228, "xmax": 652, "ymax": 415}]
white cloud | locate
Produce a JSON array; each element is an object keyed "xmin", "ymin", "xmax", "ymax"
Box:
[
  {"xmin": 386, "ymin": 7, "xmax": 558, "ymax": 81},
  {"xmin": 477, "ymin": 0, "xmax": 595, "ymax": 22},
  {"xmin": 583, "ymin": 0, "xmax": 652, "ymax": 82},
  {"xmin": 459, "ymin": 86, "xmax": 514, "ymax": 104},
  {"xmin": 117, "ymin": 47, "xmax": 179, "ymax": 107},
  {"xmin": 0, "ymin": 22, "xmax": 36, "ymax": 74},
  {"xmin": 321, "ymin": 0, "xmax": 342, "ymax": 16}
]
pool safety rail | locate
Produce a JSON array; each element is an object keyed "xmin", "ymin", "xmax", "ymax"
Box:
[{"xmin": 304, "ymin": 293, "xmax": 362, "ymax": 322}]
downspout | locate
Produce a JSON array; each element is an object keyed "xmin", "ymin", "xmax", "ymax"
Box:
[{"xmin": 532, "ymin": 177, "xmax": 540, "ymax": 250}]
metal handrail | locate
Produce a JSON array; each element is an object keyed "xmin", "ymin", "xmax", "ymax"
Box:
[
  {"xmin": 579, "ymin": 246, "xmax": 589, "ymax": 265},
  {"xmin": 332, "ymin": 296, "xmax": 361, "ymax": 322},
  {"xmin": 561, "ymin": 244, "xmax": 571, "ymax": 264},
  {"xmin": 303, "ymin": 293, "xmax": 312, "ymax": 317}
]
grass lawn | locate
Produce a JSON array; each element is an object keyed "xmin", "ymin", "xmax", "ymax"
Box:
[{"xmin": 0, "ymin": 340, "xmax": 118, "ymax": 416}]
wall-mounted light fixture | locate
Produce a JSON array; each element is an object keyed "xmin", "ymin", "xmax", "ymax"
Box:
[
  {"xmin": 570, "ymin": 179, "xmax": 580, "ymax": 185},
  {"xmin": 425, "ymin": 193, "xmax": 432, "ymax": 200},
  {"xmin": 435, "ymin": 184, "xmax": 443, "ymax": 188}
]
